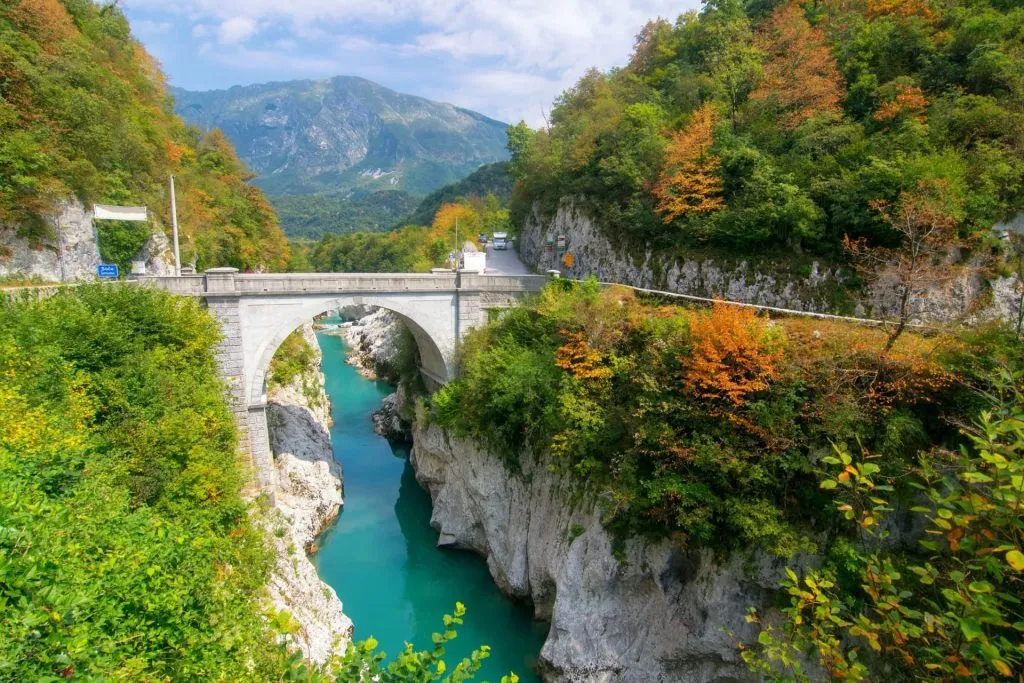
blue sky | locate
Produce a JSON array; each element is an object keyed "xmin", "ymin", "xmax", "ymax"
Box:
[{"xmin": 122, "ymin": 0, "xmax": 702, "ymax": 125}]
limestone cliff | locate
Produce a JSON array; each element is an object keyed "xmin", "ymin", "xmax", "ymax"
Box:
[
  {"xmin": 411, "ymin": 420, "xmax": 794, "ymax": 683},
  {"xmin": 0, "ymin": 199, "xmax": 174, "ymax": 281},
  {"xmin": 263, "ymin": 323, "xmax": 353, "ymax": 664},
  {"xmin": 521, "ymin": 199, "xmax": 1021, "ymax": 325}
]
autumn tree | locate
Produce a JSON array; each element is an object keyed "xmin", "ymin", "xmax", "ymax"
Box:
[
  {"xmin": 682, "ymin": 301, "xmax": 783, "ymax": 406},
  {"xmin": 844, "ymin": 178, "xmax": 967, "ymax": 352},
  {"xmin": 750, "ymin": 0, "xmax": 845, "ymax": 129},
  {"xmin": 654, "ymin": 103, "xmax": 725, "ymax": 223},
  {"xmin": 873, "ymin": 83, "xmax": 929, "ymax": 125}
]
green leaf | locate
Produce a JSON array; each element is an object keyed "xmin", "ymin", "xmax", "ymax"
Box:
[{"xmin": 958, "ymin": 618, "xmax": 984, "ymax": 642}]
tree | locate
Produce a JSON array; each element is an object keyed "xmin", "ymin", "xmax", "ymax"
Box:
[
  {"xmin": 750, "ymin": 0, "xmax": 845, "ymax": 129},
  {"xmin": 681, "ymin": 300, "xmax": 783, "ymax": 406},
  {"xmin": 505, "ymin": 121, "xmax": 534, "ymax": 181},
  {"xmin": 654, "ymin": 103, "xmax": 725, "ymax": 223},
  {"xmin": 844, "ymin": 179, "xmax": 967, "ymax": 352}
]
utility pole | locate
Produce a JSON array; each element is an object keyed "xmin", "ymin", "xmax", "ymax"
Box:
[
  {"xmin": 455, "ymin": 216, "xmax": 459, "ymax": 271},
  {"xmin": 169, "ymin": 175, "xmax": 181, "ymax": 277}
]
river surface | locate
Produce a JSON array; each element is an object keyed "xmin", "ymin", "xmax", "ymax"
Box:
[{"xmin": 313, "ymin": 330, "xmax": 546, "ymax": 681}]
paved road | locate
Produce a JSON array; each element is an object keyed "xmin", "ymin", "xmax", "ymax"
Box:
[{"xmin": 483, "ymin": 243, "xmax": 531, "ymax": 275}]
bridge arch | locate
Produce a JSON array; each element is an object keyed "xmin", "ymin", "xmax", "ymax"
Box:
[
  {"xmin": 141, "ymin": 269, "xmax": 547, "ymax": 488},
  {"xmin": 249, "ymin": 295, "xmax": 452, "ymax": 405}
]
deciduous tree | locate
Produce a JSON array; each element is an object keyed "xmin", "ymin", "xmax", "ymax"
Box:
[
  {"xmin": 844, "ymin": 178, "xmax": 967, "ymax": 352},
  {"xmin": 750, "ymin": 0, "xmax": 845, "ymax": 129},
  {"xmin": 654, "ymin": 103, "xmax": 725, "ymax": 223}
]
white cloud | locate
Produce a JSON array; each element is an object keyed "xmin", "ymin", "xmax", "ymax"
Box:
[
  {"xmin": 217, "ymin": 16, "xmax": 258, "ymax": 45},
  {"xmin": 125, "ymin": 0, "xmax": 701, "ymax": 122}
]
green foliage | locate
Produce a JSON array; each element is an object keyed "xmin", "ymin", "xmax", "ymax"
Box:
[
  {"xmin": 272, "ymin": 190, "xmax": 419, "ymax": 239},
  {"xmin": 0, "ymin": 0, "xmax": 289, "ymax": 271},
  {"xmin": 96, "ymin": 219, "xmax": 151, "ymax": 273},
  {"xmin": 400, "ymin": 162, "xmax": 513, "ymax": 229},
  {"xmin": 744, "ymin": 374, "xmax": 1024, "ymax": 680},
  {"xmin": 307, "ymin": 190, "xmax": 508, "ymax": 273},
  {"xmin": 269, "ymin": 328, "xmax": 318, "ymax": 390},
  {"xmin": 433, "ymin": 280, "xmax": 1021, "ymax": 557},
  {"xmin": 325, "ymin": 602, "xmax": 519, "ymax": 683},
  {"xmin": 0, "ymin": 284, "xmax": 280, "ymax": 679},
  {"xmin": 510, "ymin": 0, "xmax": 1024, "ymax": 257}
]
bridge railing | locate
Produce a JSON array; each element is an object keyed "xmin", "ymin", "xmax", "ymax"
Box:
[{"xmin": 140, "ymin": 270, "xmax": 549, "ymax": 297}]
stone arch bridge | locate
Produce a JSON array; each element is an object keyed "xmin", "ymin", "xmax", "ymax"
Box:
[{"xmin": 146, "ymin": 268, "xmax": 547, "ymax": 485}]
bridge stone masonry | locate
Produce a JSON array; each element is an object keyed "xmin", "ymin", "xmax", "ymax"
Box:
[{"xmin": 144, "ymin": 268, "xmax": 547, "ymax": 486}]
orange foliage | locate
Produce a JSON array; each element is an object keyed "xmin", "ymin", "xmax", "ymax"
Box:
[
  {"xmin": 873, "ymin": 84, "xmax": 929, "ymax": 124},
  {"xmin": 165, "ymin": 140, "xmax": 185, "ymax": 165},
  {"xmin": 654, "ymin": 103, "xmax": 724, "ymax": 223},
  {"xmin": 783, "ymin": 318, "xmax": 956, "ymax": 409},
  {"xmin": 751, "ymin": 0, "xmax": 845, "ymax": 129},
  {"xmin": 866, "ymin": 0, "xmax": 934, "ymax": 21},
  {"xmin": 682, "ymin": 302, "xmax": 783, "ymax": 405},
  {"xmin": 8, "ymin": 0, "xmax": 77, "ymax": 48},
  {"xmin": 555, "ymin": 330, "xmax": 613, "ymax": 380}
]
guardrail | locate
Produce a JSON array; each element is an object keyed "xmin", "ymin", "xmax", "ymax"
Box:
[{"xmin": 565, "ymin": 279, "xmax": 939, "ymax": 331}]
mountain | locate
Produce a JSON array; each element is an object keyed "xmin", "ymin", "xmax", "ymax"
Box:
[{"xmin": 171, "ymin": 77, "xmax": 511, "ymax": 199}]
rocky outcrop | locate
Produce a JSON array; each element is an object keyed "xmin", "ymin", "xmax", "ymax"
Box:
[
  {"xmin": 0, "ymin": 201, "xmax": 100, "ymax": 282},
  {"xmin": 411, "ymin": 420, "xmax": 791, "ymax": 683},
  {"xmin": 263, "ymin": 323, "xmax": 352, "ymax": 664},
  {"xmin": 521, "ymin": 199, "xmax": 1022, "ymax": 325},
  {"xmin": 337, "ymin": 308, "xmax": 403, "ymax": 381},
  {"xmin": 135, "ymin": 229, "xmax": 175, "ymax": 276},
  {"xmin": 0, "ymin": 199, "xmax": 175, "ymax": 281}
]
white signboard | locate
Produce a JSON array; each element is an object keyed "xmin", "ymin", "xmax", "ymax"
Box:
[{"xmin": 93, "ymin": 204, "xmax": 148, "ymax": 221}]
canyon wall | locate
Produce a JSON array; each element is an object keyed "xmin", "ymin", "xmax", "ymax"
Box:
[
  {"xmin": 411, "ymin": 422, "xmax": 794, "ymax": 682},
  {"xmin": 520, "ymin": 199, "xmax": 1021, "ymax": 325},
  {"xmin": 263, "ymin": 323, "xmax": 353, "ymax": 664}
]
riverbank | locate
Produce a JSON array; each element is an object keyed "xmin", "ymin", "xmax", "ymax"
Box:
[{"xmin": 263, "ymin": 323, "xmax": 353, "ymax": 664}]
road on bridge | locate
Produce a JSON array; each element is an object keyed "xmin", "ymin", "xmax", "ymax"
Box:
[{"xmin": 484, "ymin": 242, "xmax": 531, "ymax": 275}]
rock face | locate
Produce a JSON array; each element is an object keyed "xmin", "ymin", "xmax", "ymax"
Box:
[
  {"xmin": 336, "ymin": 307, "xmax": 415, "ymax": 441},
  {"xmin": 521, "ymin": 199, "xmax": 1022, "ymax": 325},
  {"xmin": 0, "ymin": 199, "xmax": 175, "ymax": 281},
  {"xmin": 0, "ymin": 201, "xmax": 100, "ymax": 281},
  {"xmin": 337, "ymin": 307, "xmax": 403, "ymax": 380},
  {"xmin": 264, "ymin": 323, "xmax": 353, "ymax": 664},
  {"xmin": 411, "ymin": 421, "xmax": 789, "ymax": 683}
]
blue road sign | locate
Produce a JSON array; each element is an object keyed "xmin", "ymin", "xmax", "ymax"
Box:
[{"xmin": 97, "ymin": 263, "xmax": 119, "ymax": 278}]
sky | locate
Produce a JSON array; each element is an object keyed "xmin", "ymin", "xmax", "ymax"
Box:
[{"xmin": 122, "ymin": 0, "xmax": 702, "ymax": 126}]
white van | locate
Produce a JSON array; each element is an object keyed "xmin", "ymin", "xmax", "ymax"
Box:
[{"xmin": 492, "ymin": 231, "xmax": 509, "ymax": 250}]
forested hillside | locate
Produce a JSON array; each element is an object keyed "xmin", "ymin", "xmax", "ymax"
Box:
[
  {"xmin": 0, "ymin": 0, "xmax": 289, "ymax": 271},
  {"xmin": 509, "ymin": 0, "xmax": 1024, "ymax": 258}
]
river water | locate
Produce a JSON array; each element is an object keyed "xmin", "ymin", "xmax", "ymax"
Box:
[{"xmin": 312, "ymin": 330, "xmax": 546, "ymax": 681}]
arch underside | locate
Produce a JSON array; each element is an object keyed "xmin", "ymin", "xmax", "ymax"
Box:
[{"xmin": 242, "ymin": 293, "xmax": 455, "ymax": 405}]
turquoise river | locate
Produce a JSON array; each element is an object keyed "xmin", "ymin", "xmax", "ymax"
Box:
[{"xmin": 312, "ymin": 330, "xmax": 547, "ymax": 681}]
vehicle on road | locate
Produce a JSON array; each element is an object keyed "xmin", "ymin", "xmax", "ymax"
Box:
[
  {"xmin": 478, "ymin": 233, "xmax": 488, "ymax": 244},
  {"xmin": 492, "ymin": 231, "xmax": 508, "ymax": 250}
]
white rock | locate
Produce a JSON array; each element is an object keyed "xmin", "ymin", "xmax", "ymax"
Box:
[
  {"xmin": 520, "ymin": 198, "xmax": 1021, "ymax": 325},
  {"xmin": 0, "ymin": 200, "xmax": 99, "ymax": 281},
  {"xmin": 263, "ymin": 323, "xmax": 353, "ymax": 664},
  {"xmin": 411, "ymin": 421, "xmax": 792, "ymax": 683}
]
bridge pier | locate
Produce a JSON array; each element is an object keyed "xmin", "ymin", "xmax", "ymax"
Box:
[{"xmin": 203, "ymin": 269, "xmax": 275, "ymax": 487}]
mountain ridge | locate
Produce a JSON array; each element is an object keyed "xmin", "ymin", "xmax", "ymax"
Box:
[{"xmin": 171, "ymin": 76, "xmax": 511, "ymax": 199}]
